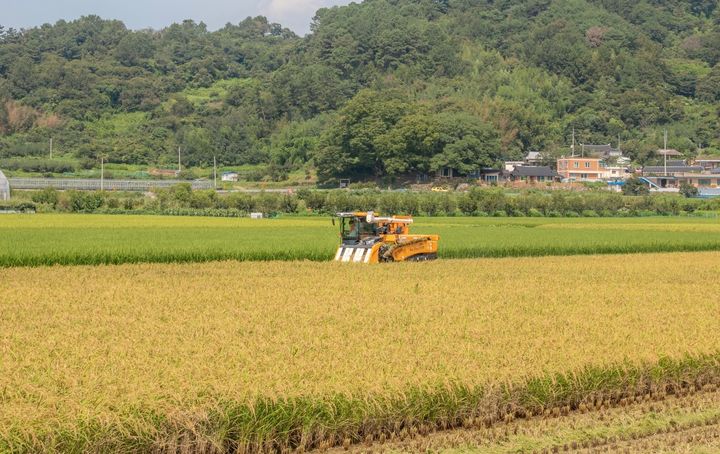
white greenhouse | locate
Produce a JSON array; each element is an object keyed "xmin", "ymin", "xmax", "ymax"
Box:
[{"xmin": 0, "ymin": 169, "xmax": 9, "ymax": 201}]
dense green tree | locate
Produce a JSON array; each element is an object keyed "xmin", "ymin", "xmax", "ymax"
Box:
[
  {"xmin": 1, "ymin": 0, "xmax": 720, "ymax": 172},
  {"xmin": 697, "ymin": 65, "xmax": 720, "ymax": 102}
]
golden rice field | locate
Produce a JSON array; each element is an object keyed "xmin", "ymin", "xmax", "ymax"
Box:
[{"xmin": 2, "ymin": 252, "xmax": 720, "ymax": 452}]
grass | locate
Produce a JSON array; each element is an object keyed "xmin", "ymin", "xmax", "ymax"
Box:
[
  {"xmin": 2, "ymin": 252, "xmax": 720, "ymax": 451},
  {"xmin": 4, "ymin": 214, "xmax": 720, "ymax": 267}
]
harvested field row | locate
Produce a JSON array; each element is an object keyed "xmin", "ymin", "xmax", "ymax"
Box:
[
  {"xmin": 347, "ymin": 385, "xmax": 720, "ymax": 453},
  {"xmin": 4, "ymin": 214, "xmax": 720, "ymax": 266},
  {"xmin": 2, "ymin": 252, "xmax": 720, "ymax": 451}
]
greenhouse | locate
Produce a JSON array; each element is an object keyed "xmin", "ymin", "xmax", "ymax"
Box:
[{"xmin": 0, "ymin": 169, "xmax": 10, "ymax": 201}]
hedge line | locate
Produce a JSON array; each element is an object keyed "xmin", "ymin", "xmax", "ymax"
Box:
[{"xmin": 17, "ymin": 186, "xmax": 720, "ymax": 217}]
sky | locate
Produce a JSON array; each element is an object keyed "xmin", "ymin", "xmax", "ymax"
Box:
[{"xmin": 0, "ymin": 0, "xmax": 353, "ymax": 35}]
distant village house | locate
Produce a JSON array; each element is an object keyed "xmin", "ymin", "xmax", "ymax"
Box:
[{"xmin": 221, "ymin": 171, "xmax": 239, "ymax": 182}]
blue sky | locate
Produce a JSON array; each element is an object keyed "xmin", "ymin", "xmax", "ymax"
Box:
[{"xmin": 0, "ymin": 0, "xmax": 353, "ymax": 34}]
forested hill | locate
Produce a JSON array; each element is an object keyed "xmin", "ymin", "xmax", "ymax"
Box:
[{"xmin": 1, "ymin": 0, "xmax": 719, "ymax": 182}]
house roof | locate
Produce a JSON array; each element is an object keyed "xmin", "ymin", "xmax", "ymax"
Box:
[
  {"xmin": 656, "ymin": 149, "xmax": 682, "ymax": 156},
  {"xmin": 666, "ymin": 160, "xmax": 686, "ymax": 166},
  {"xmin": 560, "ymin": 156, "xmax": 602, "ymax": 161},
  {"xmin": 643, "ymin": 165, "xmax": 704, "ymax": 174},
  {"xmin": 580, "ymin": 144, "xmax": 622, "ymax": 157},
  {"xmin": 511, "ymin": 166, "xmax": 560, "ymax": 177},
  {"xmin": 696, "ymin": 156, "xmax": 720, "ymax": 162},
  {"xmin": 525, "ymin": 151, "xmax": 542, "ymax": 160}
]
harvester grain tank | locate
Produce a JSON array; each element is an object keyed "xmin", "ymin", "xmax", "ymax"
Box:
[{"xmin": 333, "ymin": 211, "xmax": 439, "ymax": 263}]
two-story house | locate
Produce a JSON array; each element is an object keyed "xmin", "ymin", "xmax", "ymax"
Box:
[{"xmin": 556, "ymin": 157, "xmax": 604, "ymax": 181}]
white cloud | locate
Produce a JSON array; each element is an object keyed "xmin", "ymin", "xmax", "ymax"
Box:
[{"xmin": 259, "ymin": 0, "xmax": 351, "ymax": 34}]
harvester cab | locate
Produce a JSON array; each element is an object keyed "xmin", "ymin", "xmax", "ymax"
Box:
[{"xmin": 333, "ymin": 211, "xmax": 439, "ymax": 263}]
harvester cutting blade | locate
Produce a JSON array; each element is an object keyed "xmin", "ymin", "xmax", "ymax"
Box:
[{"xmin": 334, "ymin": 246, "xmax": 373, "ymax": 263}]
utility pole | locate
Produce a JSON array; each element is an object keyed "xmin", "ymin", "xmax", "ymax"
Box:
[
  {"xmin": 178, "ymin": 146, "xmax": 182, "ymax": 173},
  {"xmin": 571, "ymin": 128, "xmax": 576, "ymax": 157},
  {"xmin": 100, "ymin": 155, "xmax": 105, "ymax": 191},
  {"xmin": 663, "ymin": 129, "xmax": 668, "ymax": 177},
  {"xmin": 49, "ymin": 137, "xmax": 53, "ymax": 159},
  {"xmin": 213, "ymin": 155, "xmax": 217, "ymax": 190}
]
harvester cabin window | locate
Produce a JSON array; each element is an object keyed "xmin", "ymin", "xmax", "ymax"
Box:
[{"xmin": 341, "ymin": 219, "xmax": 359, "ymax": 242}]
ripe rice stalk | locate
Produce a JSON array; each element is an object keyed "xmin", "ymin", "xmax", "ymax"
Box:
[{"xmin": 2, "ymin": 252, "xmax": 720, "ymax": 450}]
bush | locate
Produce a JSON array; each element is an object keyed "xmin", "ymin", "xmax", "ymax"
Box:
[
  {"xmin": 18, "ymin": 186, "xmax": 716, "ymax": 218},
  {"xmin": 0, "ymin": 158, "xmax": 75, "ymax": 173},
  {"xmin": 622, "ymin": 177, "xmax": 650, "ymax": 196},
  {"xmin": 31, "ymin": 188, "xmax": 59, "ymax": 207},
  {"xmin": 177, "ymin": 169, "xmax": 198, "ymax": 180},
  {"xmin": 68, "ymin": 191, "xmax": 105, "ymax": 212},
  {"xmin": 680, "ymin": 182, "xmax": 699, "ymax": 198},
  {"xmin": 0, "ymin": 201, "xmax": 36, "ymax": 212},
  {"xmin": 528, "ymin": 208, "xmax": 543, "ymax": 217}
]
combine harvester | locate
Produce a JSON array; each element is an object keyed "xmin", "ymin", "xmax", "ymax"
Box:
[{"xmin": 333, "ymin": 211, "xmax": 439, "ymax": 263}]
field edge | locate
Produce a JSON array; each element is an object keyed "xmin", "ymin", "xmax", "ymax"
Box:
[{"xmin": 4, "ymin": 353, "xmax": 720, "ymax": 453}]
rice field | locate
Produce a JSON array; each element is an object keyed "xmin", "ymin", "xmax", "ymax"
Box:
[
  {"xmin": 3, "ymin": 214, "xmax": 720, "ymax": 266},
  {"xmin": 2, "ymin": 252, "xmax": 720, "ymax": 452}
]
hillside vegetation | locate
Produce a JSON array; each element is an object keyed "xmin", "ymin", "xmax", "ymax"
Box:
[{"xmin": 1, "ymin": 0, "xmax": 719, "ymax": 183}]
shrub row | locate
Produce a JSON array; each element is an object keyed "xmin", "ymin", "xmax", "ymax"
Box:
[
  {"xmin": 23, "ymin": 185, "xmax": 720, "ymax": 217},
  {"xmin": 0, "ymin": 158, "xmax": 76, "ymax": 173},
  {"xmin": 0, "ymin": 201, "xmax": 36, "ymax": 212}
]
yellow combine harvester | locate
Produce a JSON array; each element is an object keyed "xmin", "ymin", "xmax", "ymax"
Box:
[{"xmin": 333, "ymin": 211, "xmax": 439, "ymax": 263}]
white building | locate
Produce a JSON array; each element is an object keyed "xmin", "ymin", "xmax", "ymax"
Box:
[
  {"xmin": 602, "ymin": 166, "xmax": 630, "ymax": 180},
  {"xmin": 221, "ymin": 171, "xmax": 239, "ymax": 182},
  {"xmin": 0, "ymin": 169, "xmax": 9, "ymax": 201}
]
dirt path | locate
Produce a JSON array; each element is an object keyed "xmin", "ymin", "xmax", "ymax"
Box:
[{"xmin": 328, "ymin": 388, "xmax": 720, "ymax": 453}]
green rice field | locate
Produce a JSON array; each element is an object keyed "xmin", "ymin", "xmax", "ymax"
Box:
[{"xmin": 2, "ymin": 214, "xmax": 720, "ymax": 267}]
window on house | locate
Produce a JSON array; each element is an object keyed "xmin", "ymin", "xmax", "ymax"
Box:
[
  {"xmin": 585, "ymin": 162, "xmax": 590, "ymax": 168},
  {"xmin": 699, "ymin": 179, "xmax": 711, "ymax": 186},
  {"xmin": 574, "ymin": 162, "xmax": 579, "ymax": 168},
  {"xmin": 581, "ymin": 173, "xmax": 588, "ymax": 179}
]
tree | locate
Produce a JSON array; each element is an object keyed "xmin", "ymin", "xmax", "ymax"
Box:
[
  {"xmin": 622, "ymin": 176, "xmax": 650, "ymax": 196},
  {"xmin": 680, "ymin": 182, "xmax": 699, "ymax": 198},
  {"xmin": 697, "ymin": 65, "xmax": 720, "ymax": 102},
  {"xmin": 429, "ymin": 112, "xmax": 501, "ymax": 174},
  {"xmin": 316, "ymin": 89, "xmax": 413, "ymax": 180},
  {"xmin": 115, "ymin": 32, "xmax": 155, "ymax": 66}
]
